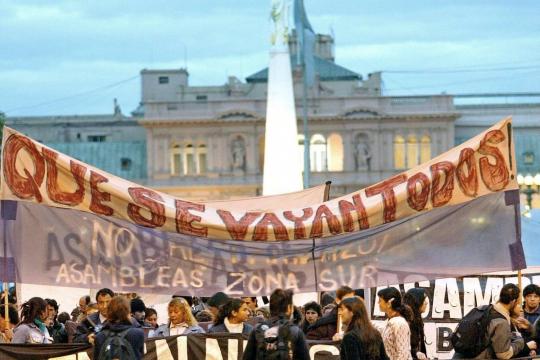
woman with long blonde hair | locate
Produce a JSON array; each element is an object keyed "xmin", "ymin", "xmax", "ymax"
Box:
[{"xmin": 149, "ymin": 297, "xmax": 204, "ymax": 337}]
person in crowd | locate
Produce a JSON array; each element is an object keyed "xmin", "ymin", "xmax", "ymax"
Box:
[
  {"xmin": 301, "ymin": 301, "xmax": 322, "ymax": 334},
  {"xmin": 523, "ymin": 284, "xmax": 540, "ymax": 325},
  {"xmin": 403, "ymin": 288, "xmax": 428, "ymax": 359},
  {"xmin": 149, "ymin": 297, "xmax": 204, "ymax": 337},
  {"xmin": 209, "ymin": 298, "xmax": 253, "ymax": 335},
  {"xmin": 45, "ymin": 298, "xmax": 68, "ymax": 343},
  {"xmin": 74, "ymin": 288, "xmax": 115, "ymax": 344},
  {"xmin": 338, "ymin": 297, "xmax": 389, "ymax": 360},
  {"xmin": 320, "ymin": 292, "xmax": 335, "ymax": 308},
  {"xmin": 255, "ymin": 306, "xmax": 270, "ymax": 320},
  {"xmin": 306, "ymin": 285, "xmax": 355, "ymax": 340},
  {"xmin": 207, "ymin": 292, "xmax": 230, "ymax": 319},
  {"xmin": 243, "ymin": 288, "xmax": 310, "ymax": 360},
  {"xmin": 453, "ymin": 283, "xmax": 535, "ymax": 359},
  {"xmin": 322, "ymin": 303, "xmax": 336, "ymax": 316},
  {"xmin": 145, "ymin": 308, "xmax": 159, "ymax": 329},
  {"xmin": 0, "ymin": 304, "xmax": 19, "ymax": 343},
  {"xmin": 242, "ymin": 297, "xmax": 258, "ymax": 315},
  {"xmin": 130, "ymin": 298, "xmax": 147, "ymax": 326},
  {"xmin": 375, "ymin": 287, "xmax": 413, "ymax": 360},
  {"xmin": 94, "ymin": 296, "xmax": 144, "ymax": 360},
  {"xmin": 12, "ymin": 297, "xmax": 52, "ymax": 344},
  {"xmin": 195, "ymin": 310, "xmax": 213, "ymax": 323},
  {"xmin": 72, "ymin": 295, "xmax": 91, "ymax": 322},
  {"xmin": 57, "ymin": 312, "xmax": 70, "ymax": 325}
]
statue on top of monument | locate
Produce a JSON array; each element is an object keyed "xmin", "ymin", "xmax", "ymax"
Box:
[{"xmin": 270, "ymin": 0, "xmax": 290, "ymax": 47}]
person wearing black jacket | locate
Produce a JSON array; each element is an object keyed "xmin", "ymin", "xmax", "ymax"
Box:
[
  {"xmin": 243, "ymin": 289, "xmax": 310, "ymax": 360},
  {"xmin": 94, "ymin": 296, "xmax": 144, "ymax": 360},
  {"xmin": 306, "ymin": 286, "xmax": 355, "ymax": 340},
  {"xmin": 73, "ymin": 288, "xmax": 114, "ymax": 344},
  {"xmin": 338, "ymin": 297, "xmax": 389, "ymax": 360},
  {"xmin": 403, "ymin": 288, "xmax": 428, "ymax": 359}
]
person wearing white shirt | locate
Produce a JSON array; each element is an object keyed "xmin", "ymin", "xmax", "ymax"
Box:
[{"xmin": 208, "ymin": 298, "xmax": 253, "ymax": 335}]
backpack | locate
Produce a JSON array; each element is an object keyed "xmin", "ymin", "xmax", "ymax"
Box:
[
  {"xmin": 451, "ymin": 305, "xmax": 504, "ymax": 358},
  {"xmin": 254, "ymin": 319, "xmax": 293, "ymax": 360},
  {"xmin": 96, "ymin": 328, "xmax": 137, "ymax": 360}
]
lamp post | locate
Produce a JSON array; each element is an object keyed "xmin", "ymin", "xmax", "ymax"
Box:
[{"xmin": 517, "ymin": 173, "xmax": 540, "ymax": 209}]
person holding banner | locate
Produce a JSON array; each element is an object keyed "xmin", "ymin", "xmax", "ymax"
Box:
[
  {"xmin": 11, "ymin": 297, "xmax": 52, "ymax": 344},
  {"xmin": 338, "ymin": 297, "xmax": 389, "ymax": 360},
  {"xmin": 149, "ymin": 297, "xmax": 204, "ymax": 337},
  {"xmin": 208, "ymin": 298, "xmax": 253, "ymax": 335},
  {"xmin": 375, "ymin": 288, "xmax": 413, "ymax": 360}
]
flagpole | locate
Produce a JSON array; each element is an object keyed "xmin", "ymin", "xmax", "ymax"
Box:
[
  {"xmin": 302, "ymin": 62, "xmax": 310, "ymax": 189},
  {"xmin": 3, "ymin": 206, "xmax": 9, "ymax": 331}
]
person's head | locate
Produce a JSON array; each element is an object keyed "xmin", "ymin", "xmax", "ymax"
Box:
[
  {"xmin": 404, "ymin": 288, "xmax": 428, "ymax": 316},
  {"xmin": 241, "ymin": 297, "xmax": 258, "ymax": 312},
  {"xmin": 339, "ymin": 297, "xmax": 382, "ymax": 358},
  {"xmin": 303, "ymin": 301, "xmax": 322, "ymax": 325},
  {"xmin": 523, "ymin": 284, "xmax": 540, "ymax": 311},
  {"xmin": 377, "ymin": 287, "xmax": 412, "ymax": 321},
  {"xmin": 145, "ymin": 308, "xmax": 158, "ymax": 328},
  {"xmin": 269, "ymin": 288, "xmax": 293, "ymax": 318},
  {"xmin": 168, "ymin": 297, "xmax": 197, "ymax": 326},
  {"xmin": 195, "ymin": 310, "xmax": 213, "ymax": 323},
  {"xmin": 320, "ymin": 292, "xmax": 335, "ymax": 308},
  {"xmin": 107, "ymin": 296, "xmax": 131, "ymax": 324},
  {"xmin": 215, "ymin": 298, "xmax": 251, "ymax": 325},
  {"xmin": 498, "ymin": 283, "xmax": 520, "ymax": 312},
  {"xmin": 130, "ymin": 298, "xmax": 146, "ymax": 322},
  {"xmin": 45, "ymin": 298, "xmax": 59, "ymax": 323},
  {"xmin": 0, "ymin": 304, "xmax": 19, "ymax": 330},
  {"xmin": 79, "ymin": 295, "xmax": 91, "ymax": 313},
  {"xmin": 96, "ymin": 288, "xmax": 115, "ymax": 318},
  {"xmin": 256, "ymin": 307, "xmax": 270, "ymax": 320},
  {"xmin": 57, "ymin": 312, "xmax": 70, "ymax": 325},
  {"xmin": 336, "ymin": 286, "xmax": 355, "ymax": 304},
  {"xmin": 20, "ymin": 297, "xmax": 48, "ymax": 324},
  {"xmin": 207, "ymin": 292, "xmax": 230, "ymax": 318}
]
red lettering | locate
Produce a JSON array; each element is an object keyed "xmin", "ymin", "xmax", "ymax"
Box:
[
  {"xmin": 89, "ymin": 171, "xmax": 113, "ymax": 216},
  {"xmin": 365, "ymin": 174, "xmax": 407, "ymax": 223},
  {"xmin": 478, "ymin": 130, "xmax": 509, "ymax": 191},
  {"xmin": 252, "ymin": 213, "xmax": 289, "ymax": 241},
  {"xmin": 283, "ymin": 208, "xmax": 313, "ymax": 239},
  {"xmin": 338, "ymin": 194, "xmax": 369, "ymax": 232},
  {"xmin": 407, "ymin": 172, "xmax": 430, "ymax": 211},
  {"xmin": 127, "ymin": 187, "xmax": 166, "ymax": 228},
  {"xmin": 216, "ymin": 210, "xmax": 260, "ymax": 240},
  {"xmin": 456, "ymin": 147, "xmax": 478, "ymax": 197},
  {"xmin": 430, "ymin": 161, "xmax": 455, "ymax": 207},
  {"xmin": 43, "ymin": 148, "xmax": 86, "ymax": 206},
  {"xmin": 309, "ymin": 205, "xmax": 342, "ymax": 238},
  {"xmin": 2, "ymin": 134, "xmax": 45, "ymax": 202},
  {"xmin": 175, "ymin": 200, "xmax": 208, "ymax": 236}
]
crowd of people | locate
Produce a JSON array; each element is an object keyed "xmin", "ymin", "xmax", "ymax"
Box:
[{"xmin": 0, "ymin": 283, "xmax": 539, "ymax": 359}]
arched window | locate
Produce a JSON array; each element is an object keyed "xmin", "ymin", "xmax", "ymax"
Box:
[
  {"xmin": 310, "ymin": 134, "xmax": 327, "ymax": 172},
  {"xmin": 185, "ymin": 144, "xmax": 195, "ymax": 174},
  {"xmin": 407, "ymin": 135, "xmax": 419, "ymax": 168},
  {"xmin": 327, "ymin": 133, "xmax": 344, "ymax": 171},
  {"xmin": 394, "ymin": 135, "xmax": 406, "ymax": 169},
  {"xmin": 198, "ymin": 145, "xmax": 207, "ymax": 174},
  {"xmin": 420, "ymin": 135, "xmax": 431, "ymax": 163},
  {"xmin": 170, "ymin": 143, "xmax": 207, "ymax": 175},
  {"xmin": 171, "ymin": 144, "xmax": 183, "ymax": 175}
]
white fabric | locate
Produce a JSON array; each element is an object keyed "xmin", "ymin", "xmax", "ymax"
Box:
[{"xmin": 224, "ymin": 318, "xmax": 243, "ymax": 334}]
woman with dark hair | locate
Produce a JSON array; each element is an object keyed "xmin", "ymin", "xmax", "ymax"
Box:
[
  {"xmin": 403, "ymin": 288, "xmax": 428, "ymax": 359},
  {"xmin": 375, "ymin": 288, "xmax": 413, "ymax": 360},
  {"xmin": 94, "ymin": 296, "xmax": 144, "ymax": 360},
  {"xmin": 338, "ymin": 297, "xmax": 389, "ymax": 360},
  {"xmin": 208, "ymin": 298, "xmax": 252, "ymax": 335},
  {"xmin": 12, "ymin": 297, "xmax": 51, "ymax": 344},
  {"xmin": 301, "ymin": 301, "xmax": 322, "ymax": 334}
]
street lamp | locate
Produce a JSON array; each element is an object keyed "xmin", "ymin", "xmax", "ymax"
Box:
[{"xmin": 517, "ymin": 172, "xmax": 540, "ymax": 209}]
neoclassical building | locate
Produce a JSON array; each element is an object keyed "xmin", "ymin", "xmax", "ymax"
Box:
[{"xmin": 137, "ymin": 33, "xmax": 457, "ymax": 199}]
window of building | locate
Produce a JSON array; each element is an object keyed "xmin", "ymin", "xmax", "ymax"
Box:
[
  {"xmin": 196, "ymin": 95, "xmax": 208, "ymax": 101},
  {"xmin": 167, "ymin": 104, "xmax": 178, "ymax": 111},
  {"xmin": 121, "ymin": 158, "xmax": 132, "ymax": 171},
  {"xmin": 327, "ymin": 133, "xmax": 344, "ymax": 171},
  {"xmin": 170, "ymin": 143, "xmax": 207, "ymax": 176},
  {"xmin": 310, "ymin": 134, "xmax": 327, "ymax": 172},
  {"xmin": 407, "ymin": 135, "xmax": 419, "ymax": 168},
  {"xmin": 394, "ymin": 135, "xmax": 406, "ymax": 169},
  {"xmin": 420, "ymin": 135, "xmax": 432, "ymax": 164},
  {"xmin": 87, "ymin": 135, "xmax": 106, "ymax": 142},
  {"xmin": 158, "ymin": 76, "xmax": 169, "ymax": 84}
]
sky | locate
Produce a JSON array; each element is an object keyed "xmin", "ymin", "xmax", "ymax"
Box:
[{"xmin": 1, "ymin": 0, "xmax": 540, "ymax": 116}]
